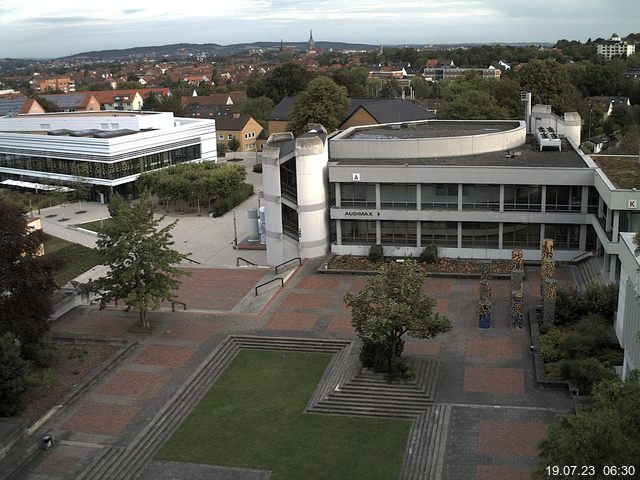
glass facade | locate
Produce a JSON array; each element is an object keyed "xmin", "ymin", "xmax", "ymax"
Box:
[
  {"xmin": 504, "ymin": 185, "xmax": 542, "ymax": 211},
  {"xmin": 381, "ymin": 184, "xmax": 416, "ymax": 209},
  {"xmin": 279, "ymin": 158, "xmax": 297, "ymax": 202},
  {"xmin": 545, "ymin": 224, "xmax": 580, "ymax": 249},
  {"xmin": 282, "ymin": 203, "xmax": 298, "ymax": 239},
  {"xmin": 502, "ymin": 223, "xmax": 541, "ymax": 249},
  {"xmin": 461, "ymin": 222, "xmax": 499, "ymax": 248},
  {"xmin": 0, "ymin": 145, "xmax": 201, "ymax": 180},
  {"xmin": 545, "ymin": 186, "xmax": 582, "ymax": 212},
  {"xmin": 341, "ymin": 183, "xmax": 376, "ymax": 208},
  {"xmin": 381, "ymin": 221, "xmax": 416, "ymax": 245},
  {"xmin": 421, "ymin": 221, "xmax": 458, "ymax": 247},
  {"xmin": 462, "ymin": 185, "xmax": 500, "ymax": 210},
  {"xmin": 421, "ymin": 184, "xmax": 458, "ymax": 209},
  {"xmin": 341, "ymin": 220, "xmax": 376, "ymax": 245},
  {"xmin": 588, "ymin": 187, "xmax": 599, "ymax": 214}
]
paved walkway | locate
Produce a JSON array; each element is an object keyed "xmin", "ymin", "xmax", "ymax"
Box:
[{"xmin": 0, "ymin": 260, "xmax": 575, "ymax": 480}]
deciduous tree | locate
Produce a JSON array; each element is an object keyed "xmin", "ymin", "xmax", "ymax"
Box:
[
  {"xmin": 87, "ymin": 195, "xmax": 187, "ymax": 327},
  {"xmin": 519, "ymin": 59, "xmax": 581, "ymax": 113},
  {"xmin": 0, "ymin": 333, "xmax": 29, "ymax": 417},
  {"xmin": 287, "ymin": 77, "xmax": 349, "ymax": 135},
  {"xmin": 344, "ymin": 259, "xmax": 451, "ymax": 376}
]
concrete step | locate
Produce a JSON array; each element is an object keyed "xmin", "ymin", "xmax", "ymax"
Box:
[{"xmin": 310, "ymin": 404, "xmax": 420, "ymax": 418}]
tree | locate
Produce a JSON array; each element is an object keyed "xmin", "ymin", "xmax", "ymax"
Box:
[
  {"xmin": 331, "ymin": 66, "xmax": 369, "ymax": 97},
  {"xmin": 87, "ymin": 195, "xmax": 188, "ymax": 327},
  {"xmin": 437, "ymin": 72, "xmax": 512, "ymax": 120},
  {"xmin": 0, "ymin": 333, "xmax": 29, "ymax": 417},
  {"xmin": 237, "ymin": 96, "xmax": 274, "ymax": 127},
  {"xmin": 287, "ymin": 77, "xmax": 349, "ymax": 135},
  {"xmin": 227, "ymin": 137, "xmax": 241, "ymax": 152},
  {"xmin": 344, "ymin": 259, "xmax": 452, "ymax": 376},
  {"xmin": 247, "ymin": 63, "xmax": 313, "ymax": 104},
  {"xmin": 519, "ymin": 59, "xmax": 581, "ymax": 113},
  {"xmin": 534, "ymin": 373, "xmax": 640, "ymax": 479},
  {"xmin": 0, "ymin": 202, "xmax": 56, "ymax": 345},
  {"xmin": 634, "ymin": 231, "xmax": 640, "ymax": 256}
]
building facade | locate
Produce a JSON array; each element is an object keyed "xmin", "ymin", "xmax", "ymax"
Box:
[
  {"xmin": 597, "ymin": 34, "xmax": 636, "ymax": 60},
  {"xmin": 0, "ymin": 111, "xmax": 217, "ymax": 200}
]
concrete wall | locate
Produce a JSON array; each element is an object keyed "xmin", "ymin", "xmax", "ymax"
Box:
[
  {"xmin": 261, "ymin": 145, "xmax": 287, "ymax": 266},
  {"xmin": 529, "ymin": 105, "xmax": 581, "ymax": 146},
  {"xmin": 615, "ymin": 233, "xmax": 640, "ymax": 379}
]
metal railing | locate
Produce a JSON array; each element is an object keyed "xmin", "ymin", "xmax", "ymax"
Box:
[
  {"xmin": 236, "ymin": 257, "xmax": 257, "ymax": 266},
  {"xmin": 182, "ymin": 255, "xmax": 202, "ymax": 265},
  {"xmin": 570, "ymin": 251, "xmax": 594, "ymax": 264},
  {"xmin": 255, "ymin": 277, "xmax": 283, "ymax": 296},
  {"xmin": 171, "ymin": 301, "xmax": 187, "ymax": 312},
  {"xmin": 275, "ymin": 257, "xmax": 302, "ymax": 274}
]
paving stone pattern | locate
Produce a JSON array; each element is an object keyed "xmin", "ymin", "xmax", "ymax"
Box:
[{"xmin": 4, "ymin": 262, "xmax": 577, "ymax": 480}]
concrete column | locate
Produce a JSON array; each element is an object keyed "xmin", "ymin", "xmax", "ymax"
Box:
[
  {"xmin": 416, "ymin": 184, "xmax": 422, "ymax": 211},
  {"xmin": 581, "ymin": 186, "xmax": 589, "ymax": 214},
  {"xmin": 335, "ymin": 183, "xmax": 341, "ymax": 208},
  {"xmin": 499, "ymin": 184, "xmax": 505, "ymax": 213},
  {"xmin": 612, "ymin": 210, "xmax": 620, "ymax": 242},
  {"xmin": 457, "ymin": 221, "xmax": 462, "ymax": 249},
  {"xmin": 376, "ymin": 220, "xmax": 381, "ymax": 244},
  {"xmin": 539, "ymin": 224, "xmax": 545, "ymax": 250},
  {"xmin": 416, "ymin": 221, "xmax": 422, "ymax": 248},
  {"xmin": 541, "ymin": 185, "xmax": 547, "ymax": 213},
  {"xmin": 458, "ymin": 184, "xmax": 463, "ymax": 211},
  {"xmin": 579, "ymin": 224, "xmax": 587, "ymax": 251},
  {"xmin": 609, "ymin": 255, "xmax": 617, "ymax": 283},
  {"xmin": 336, "ymin": 219, "xmax": 342, "ymax": 246},
  {"xmin": 498, "ymin": 223, "xmax": 504, "ymax": 251},
  {"xmin": 606, "ymin": 207, "xmax": 612, "ymax": 232}
]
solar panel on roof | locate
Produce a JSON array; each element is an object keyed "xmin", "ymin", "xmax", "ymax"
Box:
[
  {"xmin": 0, "ymin": 98, "xmax": 27, "ymax": 115},
  {"xmin": 42, "ymin": 94, "xmax": 85, "ymax": 109}
]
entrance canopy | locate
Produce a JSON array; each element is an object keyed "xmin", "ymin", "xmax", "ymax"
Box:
[{"xmin": 1, "ymin": 179, "xmax": 74, "ymax": 192}]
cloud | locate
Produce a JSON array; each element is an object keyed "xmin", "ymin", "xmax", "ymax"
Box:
[
  {"xmin": 27, "ymin": 16, "xmax": 96, "ymax": 25},
  {"xmin": 121, "ymin": 8, "xmax": 145, "ymax": 15}
]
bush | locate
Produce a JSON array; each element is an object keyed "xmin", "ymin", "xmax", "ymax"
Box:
[
  {"xmin": 252, "ymin": 163, "xmax": 263, "ymax": 173},
  {"xmin": 419, "ymin": 245, "xmax": 438, "ymax": 264},
  {"xmin": 217, "ymin": 142, "xmax": 228, "ymax": 157},
  {"xmin": 555, "ymin": 284, "xmax": 619, "ymax": 325},
  {"xmin": 21, "ymin": 333, "xmax": 55, "ymax": 368},
  {"xmin": 559, "ymin": 358, "xmax": 616, "ymax": 395},
  {"xmin": 539, "ymin": 327, "xmax": 567, "ymax": 363},
  {"xmin": 368, "ymin": 244, "xmax": 384, "ymax": 263},
  {"xmin": 560, "ymin": 332, "xmax": 598, "ymax": 358},
  {"xmin": 212, "ymin": 183, "xmax": 254, "ymax": 217},
  {"xmin": 359, "ymin": 338, "xmax": 405, "ymax": 374},
  {"xmin": 575, "ymin": 314, "xmax": 612, "ymax": 351},
  {"xmin": 0, "ymin": 333, "xmax": 29, "ymax": 417},
  {"xmin": 595, "ymin": 349, "xmax": 624, "ymax": 367}
]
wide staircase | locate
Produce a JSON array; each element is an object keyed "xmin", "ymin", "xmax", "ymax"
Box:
[
  {"xmin": 576, "ymin": 256, "xmax": 607, "ymax": 290},
  {"xmin": 77, "ymin": 335, "xmax": 449, "ymax": 480}
]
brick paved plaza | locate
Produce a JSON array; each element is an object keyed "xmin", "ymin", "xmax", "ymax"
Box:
[{"xmin": 1, "ymin": 260, "xmax": 575, "ymax": 480}]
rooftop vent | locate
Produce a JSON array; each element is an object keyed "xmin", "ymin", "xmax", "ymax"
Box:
[{"xmin": 536, "ymin": 127, "xmax": 561, "ymax": 151}]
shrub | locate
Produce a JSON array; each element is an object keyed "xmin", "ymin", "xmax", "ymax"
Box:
[
  {"xmin": 0, "ymin": 333, "xmax": 29, "ymax": 417},
  {"xmin": 252, "ymin": 163, "xmax": 263, "ymax": 173},
  {"xmin": 539, "ymin": 327, "xmax": 567, "ymax": 363},
  {"xmin": 575, "ymin": 314, "xmax": 612, "ymax": 351},
  {"xmin": 368, "ymin": 244, "xmax": 384, "ymax": 263},
  {"xmin": 419, "ymin": 245, "xmax": 438, "ymax": 264},
  {"xmin": 555, "ymin": 284, "xmax": 619, "ymax": 325},
  {"xmin": 555, "ymin": 286, "xmax": 587, "ymax": 325},
  {"xmin": 217, "ymin": 142, "xmax": 228, "ymax": 157},
  {"xmin": 559, "ymin": 358, "xmax": 616, "ymax": 395},
  {"xmin": 595, "ymin": 349, "xmax": 624, "ymax": 367},
  {"xmin": 21, "ymin": 333, "xmax": 55, "ymax": 368},
  {"xmin": 212, "ymin": 183, "xmax": 254, "ymax": 217},
  {"xmin": 560, "ymin": 332, "xmax": 598, "ymax": 358}
]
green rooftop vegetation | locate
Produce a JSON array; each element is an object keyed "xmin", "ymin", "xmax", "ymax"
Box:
[{"xmin": 592, "ymin": 155, "xmax": 640, "ymax": 189}]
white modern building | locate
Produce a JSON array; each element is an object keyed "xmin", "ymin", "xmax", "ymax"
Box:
[
  {"xmin": 0, "ymin": 111, "xmax": 217, "ymax": 200},
  {"xmin": 597, "ymin": 33, "xmax": 636, "ymax": 61},
  {"xmin": 615, "ymin": 233, "xmax": 640, "ymax": 379}
]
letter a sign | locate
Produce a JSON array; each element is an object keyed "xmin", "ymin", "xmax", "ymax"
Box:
[{"xmin": 352, "ymin": 173, "xmax": 361, "ymax": 181}]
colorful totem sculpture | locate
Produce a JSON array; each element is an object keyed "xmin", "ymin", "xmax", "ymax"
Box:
[
  {"xmin": 540, "ymin": 239, "xmax": 556, "ymax": 325},
  {"xmin": 478, "ymin": 262, "xmax": 492, "ymax": 328},
  {"xmin": 510, "ymin": 250, "xmax": 525, "ymax": 328}
]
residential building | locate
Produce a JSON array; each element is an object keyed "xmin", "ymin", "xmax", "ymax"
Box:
[
  {"xmin": 597, "ymin": 33, "xmax": 636, "ymax": 61},
  {"xmin": 216, "ymin": 113, "xmax": 263, "ymax": 152},
  {"xmin": 585, "ymin": 96, "xmax": 631, "ymax": 119},
  {"xmin": 0, "ymin": 97, "xmax": 45, "ymax": 116},
  {"xmin": 41, "ymin": 93, "xmax": 101, "ymax": 112},
  {"xmin": 181, "ymin": 92, "xmax": 247, "ymax": 109},
  {"xmin": 38, "ymin": 77, "xmax": 75, "ymax": 93},
  {"xmin": 82, "ymin": 90, "xmax": 144, "ymax": 111},
  {"xmin": 421, "ymin": 67, "xmax": 501, "ymax": 81},
  {"xmin": 0, "ymin": 111, "xmax": 217, "ymax": 201}
]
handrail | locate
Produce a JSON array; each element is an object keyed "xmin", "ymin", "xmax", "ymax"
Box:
[
  {"xmin": 275, "ymin": 257, "xmax": 302, "ymax": 274},
  {"xmin": 236, "ymin": 257, "xmax": 257, "ymax": 266},
  {"xmin": 171, "ymin": 301, "xmax": 187, "ymax": 312},
  {"xmin": 255, "ymin": 277, "xmax": 283, "ymax": 296},
  {"xmin": 570, "ymin": 251, "xmax": 593, "ymax": 264},
  {"xmin": 182, "ymin": 255, "xmax": 202, "ymax": 265}
]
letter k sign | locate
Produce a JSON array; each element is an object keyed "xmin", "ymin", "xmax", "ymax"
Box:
[{"xmin": 629, "ymin": 199, "xmax": 638, "ymax": 209}]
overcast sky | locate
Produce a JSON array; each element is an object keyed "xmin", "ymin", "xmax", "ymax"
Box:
[{"xmin": 1, "ymin": 0, "xmax": 638, "ymax": 58}]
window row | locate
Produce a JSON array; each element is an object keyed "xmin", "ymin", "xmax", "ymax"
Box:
[
  {"xmin": 0, "ymin": 145, "xmax": 201, "ymax": 180},
  {"xmin": 340, "ymin": 220, "xmax": 581, "ymax": 250},
  {"xmin": 337, "ymin": 183, "xmax": 596, "ymax": 213}
]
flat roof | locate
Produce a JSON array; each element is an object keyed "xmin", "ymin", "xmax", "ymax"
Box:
[
  {"xmin": 330, "ymin": 136, "xmax": 588, "ymax": 169},
  {"xmin": 592, "ymin": 155, "xmax": 640, "ymax": 189},
  {"xmin": 344, "ymin": 120, "xmax": 521, "ymax": 140}
]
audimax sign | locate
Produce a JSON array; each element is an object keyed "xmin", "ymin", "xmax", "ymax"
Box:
[{"xmin": 344, "ymin": 211, "xmax": 381, "ymax": 217}]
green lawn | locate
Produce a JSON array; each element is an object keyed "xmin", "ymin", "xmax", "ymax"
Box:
[
  {"xmin": 75, "ymin": 218, "xmax": 112, "ymax": 232},
  {"xmin": 43, "ymin": 235, "xmax": 102, "ymax": 286},
  {"xmin": 156, "ymin": 350, "xmax": 411, "ymax": 480}
]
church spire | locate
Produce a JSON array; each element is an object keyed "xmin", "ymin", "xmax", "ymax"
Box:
[{"xmin": 308, "ymin": 29, "xmax": 315, "ymax": 54}]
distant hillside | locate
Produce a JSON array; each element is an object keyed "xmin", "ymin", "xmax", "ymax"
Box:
[{"xmin": 62, "ymin": 41, "xmax": 379, "ymax": 60}]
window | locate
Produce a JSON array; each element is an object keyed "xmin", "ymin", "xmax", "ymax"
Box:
[
  {"xmin": 110, "ymin": 123, "xmax": 119, "ymax": 129},
  {"xmin": 545, "ymin": 186, "xmax": 581, "ymax": 212},
  {"xmin": 502, "ymin": 223, "xmax": 540, "ymax": 249},
  {"xmin": 282, "ymin": 204, "xmax": 298, "ymax": 239},
  {"xmin": 381, "ymin": 221, "xmax": 416, "ymax": 246},
  {"xmin": 340, "ymin": 183, "xmax": 376, "ymax": 208},
  {"xmin": 421, "ymin": 184, "xmax": 458, "ymax": 209},
  {"xmin": 40, "ymin": 124, "xmax": 51, "ymax": 130},
  {"xmin": 504, "ymin": 185, "xmax": 541, "ymax": 211},
  {"xmin": 462, "ymin": 185, "xmax": 500, "ymax": 210},
  {"xmin": 461, "ymin": 222, "xmax": 499, "ymax": 248},
  {"xmin": 341, "ymin": 220, "xmax": 376, "ymax": 245},
  {"xmin": 100, "ymin": 123, "xmax": 108, "ymax": 129},
  {"xmin": 218, "ymin": 134, "xmax": 224, "ymax": 140},
  {"xmin": 228, "ymin": 134, "xmax": 234, "ymax": 140},
  {"xmin": 421, "ymin": 221, "xmax": 458, "ymax": 247},
  {"xmin": 544, "ymin": 224, "xmax": 580, "ymax": 249},
  {"xmin": 587, "ymin": 187, "xmax": 599, "ymax": 214},
  {"xmin": 380, "ymin": 184, "xmax": 416, "ymax": 209}
]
